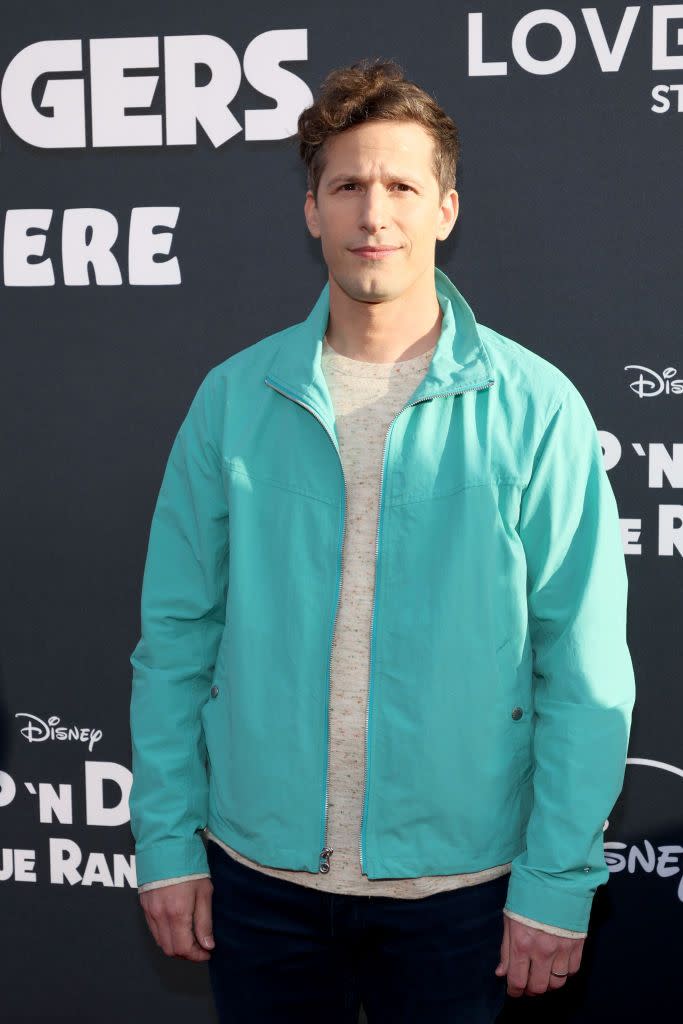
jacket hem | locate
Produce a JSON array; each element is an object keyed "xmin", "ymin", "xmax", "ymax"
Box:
[
  {"xmin": 207, "ymin": 817, "xmax": 527, "ymax": 880},
  {"xmin": 206, "ymin": 818, "xmax": 320, "ymax": 872},
  {"xmin": 363, "ymin": 836, "xmax": 525, "ymax": 880}
]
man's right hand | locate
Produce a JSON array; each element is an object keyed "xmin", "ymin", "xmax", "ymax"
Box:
[{"xmin": 140, "ymin": 878, "xmax": 215, "ymax": 962}]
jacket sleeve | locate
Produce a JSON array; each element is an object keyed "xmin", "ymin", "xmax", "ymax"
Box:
[
  {"xmin": 129, "ymin": 368, "xmax": 229, "ymax": 889},
  {"xmin": 504, "ymin": 380, "xmax": 636, "ymax": 934}
]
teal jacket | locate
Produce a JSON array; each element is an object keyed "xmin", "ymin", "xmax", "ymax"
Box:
[{"xmin": 129, "ymin": 266, "xmax": 635, "ymax": 933}]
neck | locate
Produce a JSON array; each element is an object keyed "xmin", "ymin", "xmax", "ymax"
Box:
[{"xmin": 324, "ymin": 265, "xmax": 443, "ymax": 364}]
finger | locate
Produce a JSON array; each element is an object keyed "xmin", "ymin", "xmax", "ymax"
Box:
[
  {"xmin": 547, "ymin": 956, "xmax": 572, "ymax": 990},
  {"xmin": 525, "ymin": 956, "xmax": 555, "ymax": 996},
  {"xmin": 495, "ymin": 914, "xmax": 510, "ymax": 976},
  {"xmin": 143, "ymin": 908, "xmax": 162, "ymax": 948},
  {"xmin": 193, "ymin": 885, "xmax": 215, "ymax": 951},
  {"xmin": 168, "ymin": 906, "xmax": 211, "ymax": 962},
  {"xmin": 506, "ymin": 950, "xmax": 531, "ymax": 998},
  {"xmin": 156, "ymin": 916, "xmax": 176, "ymax": 958},
  {"xmin": 568, "ymin": 938, "xmax": 585, "ymax": 975}
]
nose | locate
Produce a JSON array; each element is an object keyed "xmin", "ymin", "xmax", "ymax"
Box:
[{"xmin": 358, "ymin": 184, "xmax": 389, "ymax": 236}]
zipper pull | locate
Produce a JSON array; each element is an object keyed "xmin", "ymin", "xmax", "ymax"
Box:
[{"xmin": 319, "ymin": 847, "xmax": 334, "ymax": 873}]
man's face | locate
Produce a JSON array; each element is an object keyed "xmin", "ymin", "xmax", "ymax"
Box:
[{"xmin": 304, "ymin": 118, "xmax": 458, "ymax": 304}]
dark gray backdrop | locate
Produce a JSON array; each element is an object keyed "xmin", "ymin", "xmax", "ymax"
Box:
[{"xmin": 1, "ymin": 1, "xmax": 680, "ymax": 1021}]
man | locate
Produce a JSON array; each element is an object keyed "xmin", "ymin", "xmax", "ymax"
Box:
[{"xmin": 129, "ymin": 58, "xmax": 635, "ymax": 1022}]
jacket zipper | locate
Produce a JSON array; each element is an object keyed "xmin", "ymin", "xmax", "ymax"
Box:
[
  {"xmin": 264, "ymin": 376, "xmax": 344, "ymax": 874},
  {"xmin": 360, "ymin": 376, "xmax": 495, "ymax": 874},
  {"xmin": 265, "ymin": 372, "xmax": 495, "ymax": 878}
]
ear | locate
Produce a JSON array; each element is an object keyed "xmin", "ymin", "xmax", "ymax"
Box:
[
  {"xmin": 436, "ymin": 189, "xmax": 459, "ymax": 242},
  {"xmin": 304, "ymin": 191, "xmax": 321, "ymax": 239}
]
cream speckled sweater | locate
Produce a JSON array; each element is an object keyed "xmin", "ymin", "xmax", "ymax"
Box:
[{"xmin": 138, "ymin": 335, "xmax": 586, "ymax": 939}]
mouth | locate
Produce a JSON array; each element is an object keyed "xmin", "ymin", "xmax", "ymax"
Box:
[{"xmin": 350, "ymin": 246, "xmax": 400, "ymax": 260}]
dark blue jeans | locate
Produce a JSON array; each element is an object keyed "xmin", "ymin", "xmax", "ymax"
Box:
[{"xmin": 206, "ymin": 838, "xmax": 508, "ymax": 1023}]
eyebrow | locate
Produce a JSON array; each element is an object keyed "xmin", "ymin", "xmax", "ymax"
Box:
[{"xmin": 325, "ymin": 172, "xmax": 423, "ymax": 188}]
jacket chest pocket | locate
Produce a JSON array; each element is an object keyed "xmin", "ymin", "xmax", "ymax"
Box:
[{"xmin": 223, "ymin": 456, "xmax": 339, "ymax": 507}]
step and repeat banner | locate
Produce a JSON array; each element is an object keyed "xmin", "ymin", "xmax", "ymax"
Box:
[{"xmin": 1, "ymin": 1, "xmax": 680, "ymax": 1020}]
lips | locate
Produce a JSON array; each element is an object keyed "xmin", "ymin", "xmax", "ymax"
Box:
[{"xmin": 351, "ymin": 246, "xmax": 400, "ymax": 260}]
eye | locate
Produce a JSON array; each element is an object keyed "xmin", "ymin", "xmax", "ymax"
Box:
[{"xmin": 338, "ymin": 182, "xmax": 413, "ymax": 192}]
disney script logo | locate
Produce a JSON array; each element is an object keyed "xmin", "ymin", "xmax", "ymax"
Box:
[
  {"xmin": 15, "ymin": 713, "xmax": 102, "ymax": 752},
  {"xmin": 625, "ymin": 365, "xmax": 683, "ymax": 397},
  {"xmin": 607, "ymin": 758, "xmax": 683, "ymax": 904}
]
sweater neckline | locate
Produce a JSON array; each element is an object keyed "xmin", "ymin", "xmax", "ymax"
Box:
[{"xmin": 321, "ymin": 334, "xmax": 436, "ymax": 378}]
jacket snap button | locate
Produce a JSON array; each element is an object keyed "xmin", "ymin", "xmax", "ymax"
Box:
[
  {"xmin": 511, "ymin": 706, "xmax": 523, "ymax": 720},
  {"xmin": 210, "ymin": 685, "xmax": 219, "ymax": 698}
]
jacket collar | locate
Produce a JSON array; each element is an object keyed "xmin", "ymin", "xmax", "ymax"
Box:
[{"xmin": 265, "ymin": 265, "xmax": 496, "ymax": 440}]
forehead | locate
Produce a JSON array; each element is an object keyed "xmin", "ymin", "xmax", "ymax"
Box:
[{"xmin": 321, "ymin": 120, "xmax": 435, "ymax": 176}]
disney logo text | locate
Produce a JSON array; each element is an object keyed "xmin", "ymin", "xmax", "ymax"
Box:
[
  {"xmin": 625, "ymin": 365, "xmax": 683, "ymax": 398},
  {"xmin": 15, "ymin": 714, "xmax": 102, "ymax": 752}
]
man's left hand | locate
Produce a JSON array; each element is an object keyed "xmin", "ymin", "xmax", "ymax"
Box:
[{"xmin": 495, "ymin": 913, "xmax": 585, "ymax": 997}]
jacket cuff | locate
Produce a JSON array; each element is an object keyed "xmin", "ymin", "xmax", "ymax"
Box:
[
  {"xmin": 134, "ymin": 834, "xmax": 209, "ymax": 889},
  {"xmin": 504, "ymin": 871, "xmax": 593, "ymax": 934},
  {"xmin": 503, "ymin": 908, "xmax": 587, "ymax": 938},
  {"xmin": 138, "ymin": 872, "xmax": 211, "ymax": 894}
]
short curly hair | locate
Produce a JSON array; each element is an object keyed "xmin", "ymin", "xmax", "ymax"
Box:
[{"xmin": 296, "ymin": 57, "xmax": 460, "ymax": 205}]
